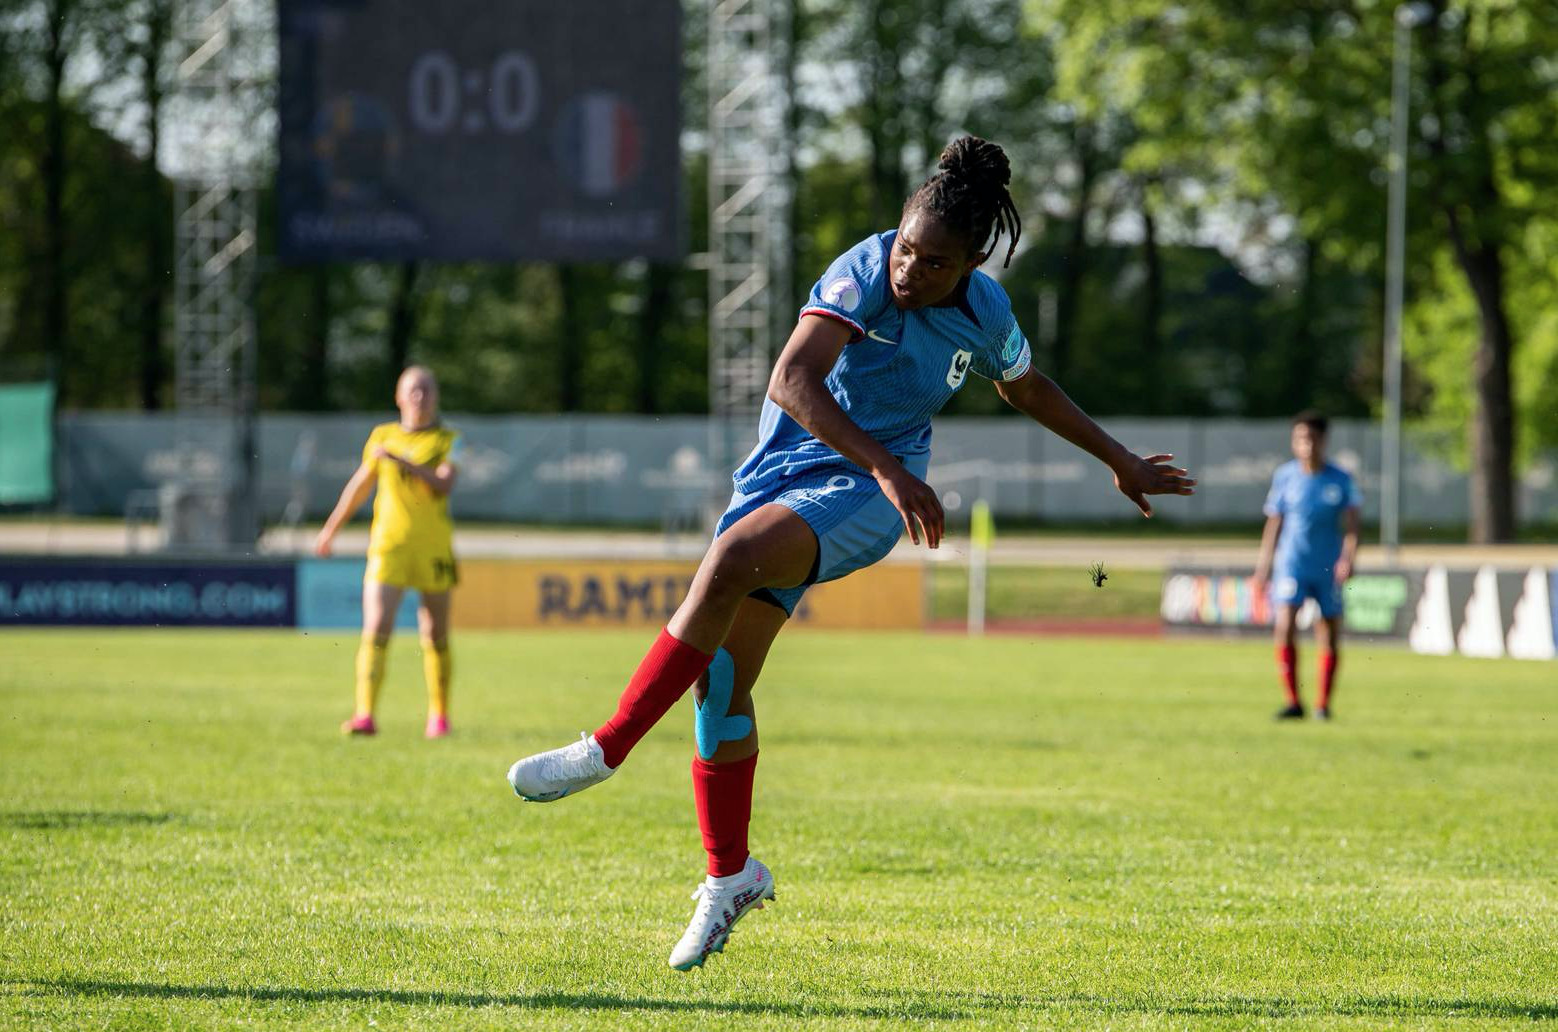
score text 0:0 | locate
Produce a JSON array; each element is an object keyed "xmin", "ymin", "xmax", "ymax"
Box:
[{"xmin": 408, "ymin": 50, "xmax": 539, "ymax": 135}]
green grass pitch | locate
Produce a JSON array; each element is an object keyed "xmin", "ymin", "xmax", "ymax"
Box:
[{"xmin": 2, "ymin": 628, "xmax": 1554, "ymax": 1030}]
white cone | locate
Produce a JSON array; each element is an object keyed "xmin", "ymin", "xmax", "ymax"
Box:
[
  {"xmin": 1456, "ymin": 566, "xmax": 1505, "ymax": 659},
  {"xmin": 1506, "ymin": 567, "xmax": 1555, "ymax": 661},
  {"xmin": 1408, "ymin": 566, "xmax": 1455, "ymax": 656}
]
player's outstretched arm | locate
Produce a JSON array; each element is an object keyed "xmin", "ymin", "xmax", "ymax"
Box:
[
  {"xmin": 770, "ymin": 314, "xmax": 944, "ymax": 547},
  {"xmin": 995, "ymin": 369, "xmax": 1195, "ymax": 517},
  {"xmin": 374, "ymin": 446, "xmax": 458, "ymax": 496},
  {"xmin": 314, "ymin": 464, "xmax": 377, "ymax": 556}
]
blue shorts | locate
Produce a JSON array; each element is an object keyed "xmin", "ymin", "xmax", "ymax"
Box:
[
  {"xmin": 714, "ymin": 454, "xmax": 927, "ymax": 616},
  {"xmin": 1270, "ymin": 566, "xmax": 1344, "ymax": 618}
]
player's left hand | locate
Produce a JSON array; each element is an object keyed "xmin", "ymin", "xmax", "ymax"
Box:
[
  {"xmin": 1334, "ymin": 557, "xmax": 1354, "ymax": 584},
  {"xmin": 1112, "ymin": 453, "xmax": 1196, "ymax": 518},
  {"xmin": 374, "ymin": 446, "xmax": 407, "ymax": 467}
]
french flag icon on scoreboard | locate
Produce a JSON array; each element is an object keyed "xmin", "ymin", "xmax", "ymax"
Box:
[{"xmin": 555, "ymin": 91, "xmax": 644, "ymax": 199}]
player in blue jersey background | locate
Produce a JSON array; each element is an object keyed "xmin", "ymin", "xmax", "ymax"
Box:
[
  {"xmin": 1253, "ymin": 411, "xmax": 1362, "ymax": 721},
  {"xmin": 507, "ymin": 136, "xmax": 1197, "ymax": 970}
]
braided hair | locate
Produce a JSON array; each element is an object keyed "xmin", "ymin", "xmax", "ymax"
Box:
[{"xmin": 903, "ymin": 136, "xmax": 1022, "ymax": 268}]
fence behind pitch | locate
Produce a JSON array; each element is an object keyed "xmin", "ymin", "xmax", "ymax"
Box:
[{"xmin": 53, "ymin": 413, "xmax": 1558, "ymax": 528}]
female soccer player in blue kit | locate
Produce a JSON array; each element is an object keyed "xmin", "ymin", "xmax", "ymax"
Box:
[{"xmin": 507, "ymin": 137, "xmax": 1197, "ymax": 969}]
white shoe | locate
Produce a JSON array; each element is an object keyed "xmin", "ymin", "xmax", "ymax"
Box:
[
  {"xmin": 506, "ymin": 733, "xmax": 616, "ymax": 802},
  {"xmin": 668, "ymin": 856, "xmax": 775, "ymax": 971}
]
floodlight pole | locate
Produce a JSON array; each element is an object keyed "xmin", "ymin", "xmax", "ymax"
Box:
[
  {"xmin": 171, "ymin": 0, "xmax": 263, "ymax": 551},
  {"xmin": 1382, "ymin": 2, "xmax": 1431, "ymax": 563},
  {"xmin": 707, "ymin": 0, "xmax": 792, "ymax": 485}
]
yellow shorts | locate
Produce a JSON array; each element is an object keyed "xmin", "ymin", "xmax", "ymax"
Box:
[{"xmin": 366, "ymin": 549, "xmax": 458, "ymax": 594}]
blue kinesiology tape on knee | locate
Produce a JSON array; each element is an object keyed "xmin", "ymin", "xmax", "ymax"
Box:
[{"xmin": 695, "ymin": 648, "xmax": 753, "ymax": 760}]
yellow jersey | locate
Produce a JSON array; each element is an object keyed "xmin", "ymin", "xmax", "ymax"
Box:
[{"xmin": 363, "ymin": 421, "xmax": 460, "ymax": 557}]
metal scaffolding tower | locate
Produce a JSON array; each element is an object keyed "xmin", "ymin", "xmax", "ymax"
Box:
[
  {"xmin": 168, "ymin": 0, "xmax": 263, "ymax": 549},
  {"xmin": 707, "ymin": 0, "xmax": 792, "ymax": 475}
]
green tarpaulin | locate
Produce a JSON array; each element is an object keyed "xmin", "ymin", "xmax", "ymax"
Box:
[{"xmin": 0, "ymin": 382, "xmax": 54, "ymax": 504}]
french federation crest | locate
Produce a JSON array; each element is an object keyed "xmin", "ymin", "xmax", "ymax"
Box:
[{"xmin": 946, "ymin": 349, "xmax": 973, "ymax": 388}]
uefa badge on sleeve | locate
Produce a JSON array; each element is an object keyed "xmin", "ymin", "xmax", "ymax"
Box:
[{"xmin": 822, "ymin": 277, "xmax": 862, "ymax": 312}]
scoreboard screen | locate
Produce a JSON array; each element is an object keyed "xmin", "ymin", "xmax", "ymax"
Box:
[{"xmin": 277, "ymin": 0, "xmax": 682, "ymax": 261}]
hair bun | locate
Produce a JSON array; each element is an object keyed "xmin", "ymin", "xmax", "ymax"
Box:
[{"xmin": 937, "ymin": 136, "xmax": 1011, "ymax": 190}]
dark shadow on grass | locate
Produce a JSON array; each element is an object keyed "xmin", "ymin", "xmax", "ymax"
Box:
[
  {"xmin": 933, "ymin": 990, "xmax": 1558, "ymax": 1021},
  {"xmin": 19, "ymin": 978, "xmax": 1557, "ymax": 1022},
  {"xmin": 850, "ymin": 862, "xmax": 942, "ymax": 876},
  {"xmin": 9, "ymin": 978, "xmax": 975, "ymax": 1020},
  {"xmin": 1164, "ymin": 995, "xmax": 1558, "ymax": 1021},
  {"xmin": 1, "ymin": 811, "xmax": 175, "ymax": 831}
]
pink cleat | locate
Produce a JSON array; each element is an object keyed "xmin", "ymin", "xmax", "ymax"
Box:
[
  {"xmin": 425, "ymin": 715, "xmax": 450, "ymax": 739},
  {"xmin": 341, "ymin": 714, "xmax": 377, "ymax": 736}
]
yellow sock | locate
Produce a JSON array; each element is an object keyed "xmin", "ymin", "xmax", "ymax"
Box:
[
  {"xmin": 422, "ymin": 638, "xmax": 451, "ymax": 719},
  {"xmin": 354, "ymin": 637, "xmax": 389, "ymax": 717}
]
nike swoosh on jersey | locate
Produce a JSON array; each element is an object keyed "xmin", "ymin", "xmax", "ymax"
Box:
[{"xmin": 865, "ymin": 329, "xmax": 899, "ymax": 345}]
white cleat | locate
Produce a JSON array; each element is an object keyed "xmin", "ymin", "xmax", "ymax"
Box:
[
  {"xmin": 668, "ymin": 856, "xmax": 776, "ymax": 971},
  {"xmin": 506, "ymin": 732, "xmax": 616, "ymax": 802}
]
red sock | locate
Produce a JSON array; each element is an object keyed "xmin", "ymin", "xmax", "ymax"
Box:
[
  {"xmin": 593, "ymin": 629, "xmax": 714, "ymax": 769},
  {"xmin": 692, "ymin": 752, "xmax": 758, "ymax": 877},
  {"xmin": 1318, "ymin": 651, "xmax": 1338, "ymax": 709},
  {"xmin": 1277, "ymin": 644, "xmax": 1298, "ymax": 706}
]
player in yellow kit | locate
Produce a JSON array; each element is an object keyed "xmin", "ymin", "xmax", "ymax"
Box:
[{"xmin": 315, "ymin": 366, "xmax": 461, "ymax": 738}]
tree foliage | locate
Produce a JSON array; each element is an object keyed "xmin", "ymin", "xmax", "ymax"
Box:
[
  {"xmin": 1039, "ymin": 0, "xmax": 1558, "ymax": 538},
  {"xmin": 0, "ymin": 0, "xmax": 1554, "ymax": 536}
]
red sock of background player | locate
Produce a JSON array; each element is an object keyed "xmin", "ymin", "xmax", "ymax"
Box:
[
  {"xmin": 1277, "ymin": 644, "xmax": 1299, "ymax": 707},
  {"xmin": 1317, "ymin": 651, "xmax": 1338, "ymax": 710},
  {"xmin": 692, "ymin": 752, "xmax": 758, "ymax": 878},
  {"xmin": 593, "ymin": 629, "xmax": 714, "ymax": 769}
]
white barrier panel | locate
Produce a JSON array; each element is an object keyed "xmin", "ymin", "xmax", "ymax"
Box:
[
  {"xmin": 1165, "ymin": 564, "xmax": 1558, "ymax": 661},
  {"xmin": 1403, "ymin": 565, "xmax": 1556, "ymax": 662}
]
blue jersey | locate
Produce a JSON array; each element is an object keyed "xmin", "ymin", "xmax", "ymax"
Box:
[
  {"xmin": 732, "ymin": 231, "xmax": 1032, "ymax": 488},
  {"xmin": 1264, "ymin": 460, "xmax": 1362, "ymax": 573}
]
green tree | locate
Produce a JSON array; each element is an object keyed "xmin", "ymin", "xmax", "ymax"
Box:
[
  {"xmin": 97, "ymin": 0, "xmax": 174, "ymax": 409},
  {"xmin": 0, "ymin": 0, "xmax": 88, "ymax": 397},
  {"xmin": 1417, "ymin": 1, "xmax": 1557, "ymax": 538},
  {"xmin": 1042, "ymin": 0, "xmax": 1558, "ymax": 540}
]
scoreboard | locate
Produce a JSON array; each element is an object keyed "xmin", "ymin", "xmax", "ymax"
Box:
[{"xmin": 277, "ymin": 0, "xmax": 682, "ymax": 261}]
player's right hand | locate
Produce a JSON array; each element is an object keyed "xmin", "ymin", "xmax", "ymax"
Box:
[
  {"xmin": 313, "ymin": 530, "xmax": 334, "ymax": 557},
  {"xmin": 1113, "ymin": 453, "xmax": 1196, "ymax": 518},
  {"xmin": 876, "ymin": 466, "xmax": 943, "ymax": 549}
]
